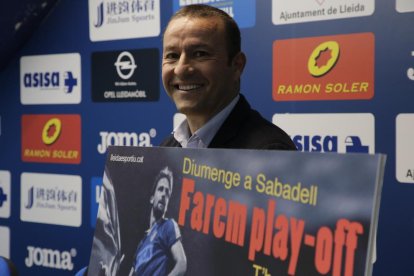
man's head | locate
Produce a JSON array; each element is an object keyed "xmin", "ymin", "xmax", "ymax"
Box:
[
  {"xmin": 167, "ymin": 4, "xmax": 241, "ymax": 62},
  {"xmin": 162, "ymin": 4, "xmax": 246, "ymax": 126},
  {"xmin": 150, "ymin": 167, "xmax": 173, "ymax": 220}
]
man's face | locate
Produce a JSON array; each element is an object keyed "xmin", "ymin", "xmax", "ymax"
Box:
[
  {"xmin": 162, "ymin": 17, "xmax": 245, "ymax": 121},
  {"xmin": 150, "ymin": 177, "xmax": 171, "ymax": 218}
]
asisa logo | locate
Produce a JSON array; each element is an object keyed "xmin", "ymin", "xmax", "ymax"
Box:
[
  {"xmin": 0, "ymin": 170, "xmax": 11, "ymax": 219},
  {"xmin": 23, "ymin": 71, "xmax": 77, "ymax": 92},
  {"xmin": 25, "ymin": 246, "xmax": 76, "ymax": 271},
  {"xmin": 292, "ymin": 135, "xmax": 369, "ymax": 153},
  {"xmin": 97, "ymin": 129, "xmax": 157, "ymax": 154},
  {"xmin": 272, "ymin": 113, "xmax": 375, "ymax": 153},
  {"xmin": 20, "ymin": 53, "xmax": 81, "ymax": 104}
]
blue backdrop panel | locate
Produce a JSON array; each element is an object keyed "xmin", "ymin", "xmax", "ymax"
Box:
[{"xmin": 0, "ymin": 0, "xmax": 413, "ymax": 275}]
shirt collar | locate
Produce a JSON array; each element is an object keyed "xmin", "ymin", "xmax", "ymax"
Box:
[{"xmin": 173, "ymin": 95, "xmax": 240, "ymax": 148}]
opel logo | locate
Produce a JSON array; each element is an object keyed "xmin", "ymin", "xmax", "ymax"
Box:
[{"xmin": 114, "ymin": 51, "xmax": 137, "ymax": 80}]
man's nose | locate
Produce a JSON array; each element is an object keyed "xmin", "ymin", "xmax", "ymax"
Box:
[{"xmin": 174, "ymin": 54, "xmax": 194, "ymax": 77}]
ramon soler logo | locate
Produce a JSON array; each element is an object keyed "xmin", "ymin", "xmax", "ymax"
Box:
[
  {"xmin": 273, "ymin": 33, "xmax": 374, "ymax": 101},
  {"xmin": 308, "ymin": 41, "xmax": 340, "ymax": 77},
  {"xmin": 42, "ymin": 118, "xmax": 62, "ymax": 145},
  {"xmin": 22, "ymin": 115, "xmax": 81, "ymax": 164}
]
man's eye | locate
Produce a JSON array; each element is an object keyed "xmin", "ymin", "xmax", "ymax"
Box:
[
  {"xmin": 165, "ymin": 53, "xmax": 179, "ymax": 59},
  {"xmin": 194, "ymin": 51, "xmax": 208, "ymax": 58}
]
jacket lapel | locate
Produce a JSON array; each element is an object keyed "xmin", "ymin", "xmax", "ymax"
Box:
[{"xmin": 209, "ymin": 94, "xmax": 250, "ymax": 148}]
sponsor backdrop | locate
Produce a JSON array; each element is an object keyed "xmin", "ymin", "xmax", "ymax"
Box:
[{"xmin": 0, "ymin": 0, "xmax": 412, "ymax": 275}]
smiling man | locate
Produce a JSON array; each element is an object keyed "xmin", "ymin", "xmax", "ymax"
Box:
[{"xmin": 160, "ymin": 4, "xmax": 296, "ymax": 150}]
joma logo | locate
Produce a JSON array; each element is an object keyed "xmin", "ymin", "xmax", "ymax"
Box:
[
  {"xmin": 97, "ymin": 129, "xmax": 156, "ymax": 154},
  {"xmin": 25, "ymin": 246, "xmax": 75, "ymax": 270}
]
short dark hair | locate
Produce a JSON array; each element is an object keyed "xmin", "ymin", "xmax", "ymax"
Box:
[
  {"xmin": 151, "ymin": 167, "xmax": 173, "ymax": 197},
  {"xmin": 166, "ymin": 4, "xmax": 241, "ymax": 62}
]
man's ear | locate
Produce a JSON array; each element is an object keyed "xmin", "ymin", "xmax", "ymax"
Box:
[
  {"xmin": 232, "ymin": 51, "xmax": 246, "ymax": 76},
  {"xmin": 150, "ymin": 196, "xmax": 154, "ymax": 204}
]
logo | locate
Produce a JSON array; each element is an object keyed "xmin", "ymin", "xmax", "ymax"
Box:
[
  {"xmin": 25, "ymin": 246, "xmax": 76, "ymax": 270},
  {"xmin": 94, "ymin": 2, "xmax": 104, "ymax": 27},
  {"xmin": 408, "ymin": 51, "xmax": 414, "ymax": 81},
  {"xmin": 396, "ymin": 0, "xmax": 414, "ymax": 12},
  {"xmin": 396, "ymin": 114, "xmax": 414, "ymax": 183},
  {"xmin": 0, "ymin": 171, "xmax": 11, "ymax": 218},
  {"xmin": 92, "ymin": 49, "xmax": 159, "ymax": 102},
  {"xmin": 64, "ymin": 72, "xmax": 78, "ymax": 93},
  {"xmin": 272, "ymin": 113, "xmax": 375, "ymax": 153},
  {"xmin": 0, "ymin": 226, "xmax": 10, "ymax": 258},
  {"xmin": 97, "ymin": 129, "xmax": 156, "ymax": 154},
  {"xmin": 290, "ymin": 135, "xmax": 369, "ymax": 153},
  {"xmin": 273, "ymin": 33, "xmax": 374, "ymax": 101},
  {"xmin": 114, "ymin": 51, "xmax": 137, "ymax": 79},
  {"xmin": 0, "ymin": 188, "xmax": 6, "ymax": 206},
  {"xmin": 20, "ymin": 172, "xmax": 82, "ymax": 227},
  {"xmin": 91, "ymin": 177, "xmax": 103, "ymax": 227},
  {"xmin": 42, "ymin": 118, "xmax": 62, "ymax": 145},
  {"xmin": 20, "ymin": 53, "xmax": 81, "ymax": 104},
  {"xmin": 308, "ymin": 41, "xmax": 339, "ymax": 77},
  {"xmin": 89, "ymin": 0, "xmax": 160, "ymax": 41},
  {"xmin": 173, "ymin": 0, "xmax": 256, "ymax": 28},
  {"xmin": 23, "ymin": 71, "xmax": 77, "ymax": 92},
  {"xmin": 272, "ymin": 0, "xmax": 374, "ymax": 25},
  {"xmin": 21, "ymin": 114, "xmax": 81, "ymax": 164}
]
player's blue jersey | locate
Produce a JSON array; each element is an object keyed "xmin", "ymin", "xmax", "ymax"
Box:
[{"xmin": 132, "ymin": 218, "xmax": 181, "ymax": 276}]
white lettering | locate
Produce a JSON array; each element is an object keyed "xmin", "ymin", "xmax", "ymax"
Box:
[
  {"xmin": 25, "ymin": 246, "xmax": 74, "ymax": 270},
  {"xmin": 97, "ymin": 131, "xmax": 154, "ymax": 154}
]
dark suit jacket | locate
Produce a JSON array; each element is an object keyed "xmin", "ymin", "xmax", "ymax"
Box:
[{"xmin": 160, "ymin": 94, "xmax": 296, "ymax": 150}]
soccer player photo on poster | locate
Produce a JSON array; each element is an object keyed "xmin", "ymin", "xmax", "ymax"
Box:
[{"xmin": 87, "ymin": 146, "xmax": 385, "ymax": 276}]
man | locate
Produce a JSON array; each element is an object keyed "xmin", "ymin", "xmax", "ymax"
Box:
[
  {"xmin": 160, "ymin": 4, "xmax": 296, "ymax": 150},
  {"xmin": 130, "ymin": 167, "xmax": 187, "ymax": 276}
]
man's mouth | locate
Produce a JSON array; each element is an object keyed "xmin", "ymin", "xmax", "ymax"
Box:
[
  {"xmin": 175, "ymin": 84, "xmax": 203, "ymax": 91},
  {"xmin": 158, "ymin": 200, "xmax": 165, "ymax": 208}
]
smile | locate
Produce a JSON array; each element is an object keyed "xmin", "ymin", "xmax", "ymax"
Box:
[{"xmin": 175, "ymin": 84, "xmax": 203, "ymax": 91}]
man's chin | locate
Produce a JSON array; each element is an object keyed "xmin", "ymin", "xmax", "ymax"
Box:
[
  {"xmin": 153, "ymin": 208, "xmax": 165, "ymax": 219},
  {"xmin": 175, "ymin": 104, "xmax": 206, "ymax": 118}
]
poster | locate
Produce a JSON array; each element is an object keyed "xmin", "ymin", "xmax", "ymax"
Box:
[{"xmin": 88, "ymin": 146, "xmax": 385, "ymax": 276}]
